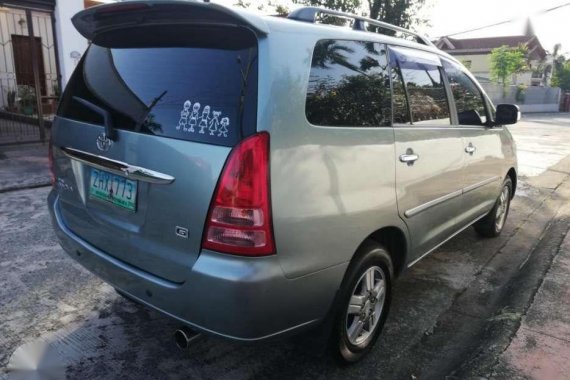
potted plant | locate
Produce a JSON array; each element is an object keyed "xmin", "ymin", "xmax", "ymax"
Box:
[
  {"xmin": 53, "ymin": 81, "xmax": 61, "ymax": 99},
  {"xmin": 515, "ymin": 84, "xmax": 527, "ymax": 103},
  {"xmin": 17, "ymin": 85, "xmax": 36, "ymax": 116},
  {"xmin": 49, "ymin": 81, "xmax": 61, "ymax": 114}
]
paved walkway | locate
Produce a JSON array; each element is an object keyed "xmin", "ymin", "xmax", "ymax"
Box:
[
  {"xmin": 0, "ymin": 144, "xmax": 50, "ymax": 192},
  {"xmin": 494, "ymin": 226, "xmax": 570, "ymax": 379}
]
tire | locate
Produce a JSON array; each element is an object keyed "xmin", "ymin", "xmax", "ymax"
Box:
[
  {"xmin": 474, "ymin": 177, "xmax": 513, "ymax": 238},
  {"xmin": 329, "ymin": 241, "xmax": 393, "ymax": 364}
]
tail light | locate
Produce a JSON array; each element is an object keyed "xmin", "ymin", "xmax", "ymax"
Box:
[
  {"xmin": 202, "ymin": 132, "xmax": 275, "ymax": 256},
  {"xmin": 48, "ymin": 136, "xmax": 55, "ymax": 186}
]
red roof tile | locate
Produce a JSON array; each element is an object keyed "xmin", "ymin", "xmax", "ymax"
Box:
[
  {"xmin": 444, "ymin": 36, "xmax": 530, "ymax": 50},
  {"xmin": 436, "ymin": 35, "xmax": 546, "ymax": 59}
]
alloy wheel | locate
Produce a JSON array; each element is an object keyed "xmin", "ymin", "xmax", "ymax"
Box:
[
  {"xmin": 345, "ymin": 266, "xmax": 386, "ymax": 346},
  {"xmin": 495, "ymin": 186, "xmax": 510, "ymax": 231}
]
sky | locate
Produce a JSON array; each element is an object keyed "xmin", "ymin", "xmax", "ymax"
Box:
[
  {"xmin": 213, "ymin": 0, "xmax": 570, "ymax": 56},
  {"xmin": 421, "ymin": 0, "xmax": 570, "ymax": 55}
]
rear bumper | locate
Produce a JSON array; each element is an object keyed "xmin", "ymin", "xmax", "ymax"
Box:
[{"xmin": 48, "ymin": 190, "xmax": 347, "ymax": 341}]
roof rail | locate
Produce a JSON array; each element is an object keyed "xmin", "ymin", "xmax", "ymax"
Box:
[{"xmin": 287, "ymin": 6, "xmax": 433, "ymax": 47}]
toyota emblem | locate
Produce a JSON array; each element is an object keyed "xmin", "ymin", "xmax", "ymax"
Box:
[{"xmin": 96, "ymin": 133, "xmax": 113, "ymax": 152}]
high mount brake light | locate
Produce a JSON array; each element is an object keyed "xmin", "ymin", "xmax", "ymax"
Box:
[{"xmin": 202, "ymin": 132, "xmax": 275, "ymax": 256}]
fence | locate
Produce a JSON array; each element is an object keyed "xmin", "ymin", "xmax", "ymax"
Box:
[
  {"xmin": 481, "ymin": 84, "xmax": 561, "ymax": 113},
  {"xmin": 561, "ymin": 93, "xmax": 570, "ymax": 112},
  {"xmin": 0, "ymin": 5, "xmax": 59, "ymax": 145}
]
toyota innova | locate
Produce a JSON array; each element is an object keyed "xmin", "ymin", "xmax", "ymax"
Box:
[{"xmin": 48, "ymin": 1, "xmax": 520, "ymax": 362}]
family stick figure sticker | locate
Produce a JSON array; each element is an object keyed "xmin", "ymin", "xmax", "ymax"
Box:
[
  {"xmin": 176, "ymin": 100, "xmax": 230, "ymax": 138},
  {"xmin": 176, "ymin": 101, "xmax": 191, "ymax": 131}
]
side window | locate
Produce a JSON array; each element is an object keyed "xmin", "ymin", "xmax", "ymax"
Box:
[
  {"xmin": 442, "ymin": 60, "xmax": 488, "ymax": 126},
  {"xmin": 306, "ymin": 40, "xmax": 391, "ymax": 127},
  {"xmin": 391, "ymin": 65, "xmax": 410, "ymax": 124},
  {"xmin": 390, "ymin": 48, "xmax": 451, "ymax": 126}
]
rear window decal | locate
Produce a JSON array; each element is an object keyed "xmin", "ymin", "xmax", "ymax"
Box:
[
  {"xmin": 218, "ymin": 117, "xmax": 229, "ymax": 138},
  {"xmin": 198, "ymin": 106, "xmax": 211, "ymax": 134},
  {"xmin": 177, "ymin": 100, "xmax": 192, "ymax": 131},
  {"xmin": 209, "ymin": 111, "xmax": 220, "ymax": 135},
  {"xmin": 176, "ymin": 100, "xmax": 230, "ymax": 138}
]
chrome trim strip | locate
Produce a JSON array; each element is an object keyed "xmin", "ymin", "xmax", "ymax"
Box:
[
  {"xmin": 404, "ymin": 189, "xmax": 462, "ymax": 218},
  {"xmin": 404, "ymin": 176, "xmax": 501, "ymax": 218},
  {"xmin": 407, "ymin": 212, "xmax": 488, "ymax": 268},
  {"xmin": 62, "ymin": 147, "xmax": 175, "ymax": 185},
  {"xmin": 463, "ymin": 176, "xmax": 501, "ymax": 194}
]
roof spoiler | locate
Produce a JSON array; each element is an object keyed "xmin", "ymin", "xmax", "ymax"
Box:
[{"xmin": 72, "ymin": 0, "xmax": 269, "ymax": 41}]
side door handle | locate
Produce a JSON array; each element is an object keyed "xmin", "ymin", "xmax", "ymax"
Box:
[
  {"xmin": 399, "ymin": 148, "xmax": 419, "ymax": 166},
  {"xmin": 465, "ymin": 143, "xmax": 476, "ymax": 155}
]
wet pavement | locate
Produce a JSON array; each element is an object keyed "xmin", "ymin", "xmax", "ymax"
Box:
[{"xmin": 1, "ymin": 114, "xmax": 570, "ymax": 379}]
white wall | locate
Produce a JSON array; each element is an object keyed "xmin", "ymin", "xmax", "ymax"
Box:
[
  {"xmin": 481, "ymin": 83, "xmax": 561, "ymax": 113},
  {"xmin": 54, "ymin": 0, "xmax": 88, "ymax": 88},
  {"xmin": 451, "ymin": 53, "xmax": 542, "ymax": 87}
]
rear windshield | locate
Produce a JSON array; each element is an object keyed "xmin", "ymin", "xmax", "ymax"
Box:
[{"xmin": 58, "ymin": 26, "xmax": 258, "ymax": 147}]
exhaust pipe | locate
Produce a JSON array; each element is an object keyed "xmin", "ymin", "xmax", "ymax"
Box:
[{"xmin": 174, "ymin": 327, "xmax": 201, "ymax": 350}]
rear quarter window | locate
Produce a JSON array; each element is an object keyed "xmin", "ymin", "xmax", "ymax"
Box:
[
  {"xmin": 305, "ymin": 40, "xmax": 392, "ymax": 127},
  {"xmin": 57, "ymin": 26, "xmax": 258, "ymax": 147}
]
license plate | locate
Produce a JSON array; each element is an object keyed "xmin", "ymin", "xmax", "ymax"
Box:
[{"xmin": 89, "ymin": 168, "xmax": 137, "ymax": 211}]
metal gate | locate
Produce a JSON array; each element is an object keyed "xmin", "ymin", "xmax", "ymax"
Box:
[
  {"xmin": 562, "ymin": 93, "xmax": 570, "ymax": 112},
  {"xmin": 0, "ymin": 2, "xmax": 60, "ymax": 145}
]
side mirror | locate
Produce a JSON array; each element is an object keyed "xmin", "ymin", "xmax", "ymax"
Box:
[{"xmin": 494, "ymin": 104, "xmax": 521, "ymax": 126}]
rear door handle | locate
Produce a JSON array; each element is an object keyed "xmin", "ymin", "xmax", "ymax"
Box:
[
  {"xmin": 399, "ymin": 149, "xmax": 419, "ymax": 165},
  {"xmin": 465, "ymin": 143, "xmax": 476, "ymax": 154},
  {"xmin": 399, "ymin": 154, "xmax": 419, "ymax": 163}
]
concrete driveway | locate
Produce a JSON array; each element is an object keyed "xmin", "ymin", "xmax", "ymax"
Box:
[
  {"xmin": 511, "ymin": 113, "xmax": 570, "ymax": 177},
  {"xmin": 1, "ymin": 113, "xmax": 570, "ymax": 379}
]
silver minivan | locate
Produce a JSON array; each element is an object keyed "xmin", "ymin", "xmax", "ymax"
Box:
[{"xmin": 48, "ymin": 1, "xmax": 519, "ymax": 363}]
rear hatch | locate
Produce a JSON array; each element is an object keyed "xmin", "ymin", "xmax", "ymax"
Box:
[{"xmin": 52, "ymin": 2, "xmax": 260, "ymax": 283}]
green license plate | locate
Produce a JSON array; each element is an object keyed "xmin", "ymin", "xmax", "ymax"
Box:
[{"xmin": 89, "ymin": 168, "xmax": 137, "ymax": 211}]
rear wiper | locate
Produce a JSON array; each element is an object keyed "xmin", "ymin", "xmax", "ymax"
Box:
[
  {"xmin": 236, "ymin": 50, "xmax": 257, "ymax": 139},
  {"xmin": 73, "ymin": 96, "xmax": 117, "ymax": 141},
  {"xmin": 136, "ymin": 90, "xmax": 168, "ymax": 132}
]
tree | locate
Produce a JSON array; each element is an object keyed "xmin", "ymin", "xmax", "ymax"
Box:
[
  {"xmin": 551, "ymin": 43, "xmax": 566, "ymax": 81},
  {"xmin": 234, "ymin": 0, "xmax": 252, "ymax": 8},
  {"xmin": 292, "ymin": 0, "xmax": 361, "ymax": 14},
  {"xmin": 490, "ymin": 45, "xmax": 529, "ymax": 87},
  {"xmin": 234, "ymin": 0, "xmax": 289, "ymax": 15},
  {"xmin": 275, "ymin": 4, "xmax": 290, "ymax": 16},
  {"xmin": 367, "ymin": 0, "xmax": 427, "ymax": 30},
  {"xmin": 533, "ymin": 43, "xmax": 564, "ymax": 86},
  {"xmin": 292, "ymin": 0, "xmax": 428, "ymax": 29},
  {"xmin": 552, "ymin": 61, "xmax": 570, "ymax": 91}
]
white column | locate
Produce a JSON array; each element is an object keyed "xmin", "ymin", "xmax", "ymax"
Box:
[{"xmin": 54, "ymin": 0, "xmax": 88, "ymax": 89}]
